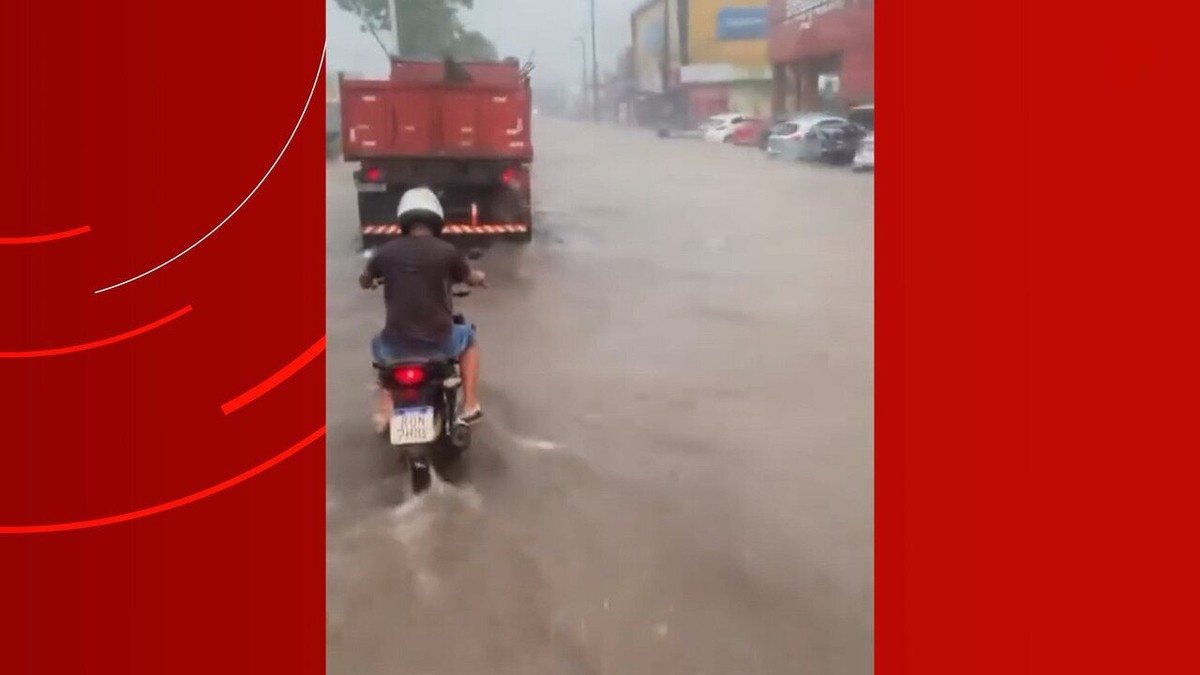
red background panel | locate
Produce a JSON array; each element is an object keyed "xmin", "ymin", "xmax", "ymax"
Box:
[
  {"xmin": 0, "ymin": 1, "xmax": 324, "ymax": 673},
  {"xmin": 879, "ymin": 1, "xmax": 1200, "ymax": 674}
]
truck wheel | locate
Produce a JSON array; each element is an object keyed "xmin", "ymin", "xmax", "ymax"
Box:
[
  {"xmin": 518, "ymin": 209, "xmax": 534, "ymax": 243},
  {"xmin": 358, "ymin": 192, "xmax": 398, "ymax": 224}
]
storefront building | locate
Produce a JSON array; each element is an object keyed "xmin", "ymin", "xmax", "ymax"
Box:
[
  {"xmin": 630, "ymin": 1, "xmax": 774, "ymax": 126},
  {"xmin": 767, "ymin": 0, "xmax": 873, "ymax": 114},
  {"xmin": 629, "ymin": 0, "xmax": 681, "ymax": 126},
  {"xmin": 678, "ymin": 1, "xmax": 773, "ymax": 121}
]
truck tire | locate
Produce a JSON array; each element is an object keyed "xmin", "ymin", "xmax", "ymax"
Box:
[
  {"xmin": 358, "ymin": 191, "xmax": 398, "ymax": 223},
  {"xmin": 514, "ymin": 207, "xmax": 533, "ymax": 244},
  {"xmin": 358, "ymin": 191, "xmax": 401, "ymax": 249}
]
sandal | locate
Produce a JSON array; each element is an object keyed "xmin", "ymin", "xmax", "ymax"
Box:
[{"xmin": 458, "ymin": 405, "xmax": 484, "ymax": 425}]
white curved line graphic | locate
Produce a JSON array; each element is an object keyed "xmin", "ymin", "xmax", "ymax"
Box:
[{"xmin": 95, "ymin": 42, "xmax": 328, "ymax": 294}]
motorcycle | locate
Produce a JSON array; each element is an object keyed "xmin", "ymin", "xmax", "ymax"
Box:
[
  {"xmin": 373, "ymin": 293, "xmax": 475, "ymax": 495},
  {"xmin": 369, "ymin": 248, "xmax": 484, "ymax": 496}
]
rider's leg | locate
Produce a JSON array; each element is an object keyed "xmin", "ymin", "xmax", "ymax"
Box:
[
  {"xmin": 459, "ymin": 343, "xmax": 480, "ymax": 412},
  {"xmin": 370, "ymin": 334, "xmax": 394, "ymax": 433},
  {"xmin": 448, "ymin": 324, "xmax": 482, "ymax": 422},
  {"xmin": 373, "ymin": 389, "xmax": 392, "ymax": 433}
]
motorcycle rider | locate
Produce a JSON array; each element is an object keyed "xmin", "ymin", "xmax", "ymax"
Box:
[{"xmin": 360, "ymin": 187, "xmax": 486, "ymax": 431}]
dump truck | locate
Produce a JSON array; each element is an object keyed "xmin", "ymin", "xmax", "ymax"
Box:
[{"xmin": 339, "ymin": 57, "xmax": 534, "ymax": 251}]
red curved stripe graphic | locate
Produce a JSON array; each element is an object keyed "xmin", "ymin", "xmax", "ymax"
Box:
[
  {"xmin": 0, "ymin": 305, "xmax": 192, "ymax": 358},
  {"xmin": 221, "ymin": 336, "xmax": 326, "ymax": 414},
  {"xmin": 0, "ymin": 225, "xmax": 91, "ymax": 245},
  {"xmin": 0, "ymin": 426, "xmax": 325, "ymax": 535}
]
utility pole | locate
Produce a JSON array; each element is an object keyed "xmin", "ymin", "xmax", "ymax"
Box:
[
  {"xmin": 589, "ymin": 0, "xmax": 599, "ymax": 122},
  {"xmin": 390, "ymin": 0, "xmax": 401, "ymax": 56},
  {"xmin": 574, "ymin": 36, "xmax": 589, "ymax": 119}
]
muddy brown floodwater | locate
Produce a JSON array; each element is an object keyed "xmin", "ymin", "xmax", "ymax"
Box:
[{"xmin": 326, "ymin": 119, "xmax": 874, "ymax": 675}]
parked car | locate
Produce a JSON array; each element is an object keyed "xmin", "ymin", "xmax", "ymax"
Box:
[
  {"xmin": 853, "ymin": 132, "xmax": 874, "ymax": 172},
  {"xmin": 766, "ymin": 113, "xmax": 865, "ymax": 163},
  {"xmin": 847, "ymin": 104, "xmax": 874, "ymax": 171},
  {"xmin": 700, "ymin": 113, "xmax": 753, "ymax": 143},
  {"xmin": 698, "ymin": 112, "xmax": 738, "ymax": 131},
  {"xmin": 758, "ymin": 115, "xmax": 791, "ymax": 150},
  {"xmin": 847, "ymin": 104, "xmax": 874, "ymax": 133},
  {"xmin": 814, "ymin": 121, "xmax": 866, "ymax": 164},
  {"xmin": 729, "ymin": 117, "xmax": 767, "ymax": 146}
]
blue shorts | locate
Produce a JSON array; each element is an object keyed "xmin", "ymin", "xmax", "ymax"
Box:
[{"xmin": 371, "ymin": 325, "xmax": 475, "ymax": 363}]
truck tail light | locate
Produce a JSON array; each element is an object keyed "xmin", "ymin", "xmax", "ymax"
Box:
[
  {"xmin": 501, "ymin": 167, "xmax": 521, "ymax": 188},
  {"xmin": 365, "ymin": 167, "xmax": 382, "ymax": 182}
]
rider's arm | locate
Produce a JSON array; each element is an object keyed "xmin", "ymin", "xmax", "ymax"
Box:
[
  {"xmin": 449, "ymin": 252, "xmax": 486, "ymax": 287},
  {"xmin": 359, "ymin": 257, "xmax": 381, "ymax": 290}
]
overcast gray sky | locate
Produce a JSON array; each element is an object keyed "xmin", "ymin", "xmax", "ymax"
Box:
[{"xmin": 326, "ymin": 0, "xmax": 647, "ymax": 87}]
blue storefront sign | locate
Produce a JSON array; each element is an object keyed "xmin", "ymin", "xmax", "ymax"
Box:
[{"xmin": 716, "ymin": 6, "xmax": 768, "ymax": 41}]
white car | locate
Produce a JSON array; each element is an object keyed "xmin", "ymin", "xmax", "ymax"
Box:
[
  {"xmin": 700, "ymin": 113, "xmax": 752, "ymax": 143},
  {"xmin": 852, "ymin": 132, "xmax": 874, "ymax": 172}
]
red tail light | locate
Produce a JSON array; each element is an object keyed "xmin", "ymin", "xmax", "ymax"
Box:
[
  {"xmin": 501, "ymin": 167, "xmax": 520, "ymax": 187},
  {"xmin": 392, "ymin": 366, "xmax": 426, "ymax": 386},
  {"xmin": 365, "ymin": 167, "xmax": 382, "ymax": 182}
]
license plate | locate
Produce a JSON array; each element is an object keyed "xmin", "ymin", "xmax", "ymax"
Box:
[
  {"xmin": 357, "ymin": 182, "xmax": 387, "ymax": 193},
  {"xmin": 390, "ymin": 406, "xmax": 438, "ymax": 445}
]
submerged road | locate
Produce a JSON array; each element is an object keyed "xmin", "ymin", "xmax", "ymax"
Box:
[{"xmin": 326, "ymin": 118, "xmax": 874, "ymax": 675}]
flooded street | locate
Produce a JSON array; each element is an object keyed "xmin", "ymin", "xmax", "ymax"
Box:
[{"xmin": 326, "ymin": 118, "xmax": 874, "ymax": 674}]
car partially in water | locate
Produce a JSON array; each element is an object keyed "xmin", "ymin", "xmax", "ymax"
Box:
[
  {"xmin": 728, "ymin": 117, "xmax": 768, "ymax": 146},
  {"xmin": 852, "ymin": 133, "xmax": 874, "ymax": 171},
  {"xmin": 847, "ymin": 104, "xmax": 874, "ymax": 133},
  {"xmin": 847, "ymin": 104, "xmax": 874, "ymax": 171},
  {"xmin": 700, "ymin": 113, "xmax": 754, "ymax": 143},
  {"xmin": 766, "ymin": 113, "xmax": 864, "ymax": 163}
]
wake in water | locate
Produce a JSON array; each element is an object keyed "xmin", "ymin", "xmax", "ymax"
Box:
[
  {"xmin": 327, "ymin": 469, "xmax": 594, "ymax": 675},
  {"xmin": 388, "ymin": 471, "xmax": 485, "ymax": 600}
]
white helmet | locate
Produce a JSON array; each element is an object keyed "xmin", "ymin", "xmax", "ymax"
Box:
[{"xmin": 396, "ymin": 186, "xmax": 445, "ymax": 235}]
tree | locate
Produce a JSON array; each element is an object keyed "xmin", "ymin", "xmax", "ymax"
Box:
[
  {"xmin": 451, "ymin": 30, "xmax": 498, "ymax": 60},
  {"xmin": 334, "ymin": 0, "xmax": 499, "ymax": 61}
]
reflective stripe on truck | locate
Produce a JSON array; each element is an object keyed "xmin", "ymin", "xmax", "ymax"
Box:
[{"xmin": 362, "ymin": 224, "xmax": 529, "ymax": 235}]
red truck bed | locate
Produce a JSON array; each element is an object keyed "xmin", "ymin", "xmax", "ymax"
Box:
[
  {"xmin": 339, "ymin": 59, "xmax": 533, "ymax": 162},
  {"xmin": 340, "ymin": 58, "xmax": 535, "ymax": 250}
]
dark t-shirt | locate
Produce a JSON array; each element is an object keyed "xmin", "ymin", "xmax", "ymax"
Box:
[{"xmin": 365, "ymin": 236, "xmax": 470, "ymax": 347}]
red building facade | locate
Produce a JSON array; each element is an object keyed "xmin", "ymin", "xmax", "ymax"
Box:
[{"xmin": 767, "ymin": 0, "xmax": 874, "ymax": 114}]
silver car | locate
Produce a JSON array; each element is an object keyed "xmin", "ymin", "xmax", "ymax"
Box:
[{"xmin": 765, "ymin": 113, "xmax": 851, "ymax": 161}]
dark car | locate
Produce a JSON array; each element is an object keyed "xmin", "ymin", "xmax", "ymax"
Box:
[
  {"xmin": 813, "ymin": 121, "xmax": 867, "ymax": 164},
  {"xmin": 847, "ymin": 104, "xmax": 874, "ymax": 133}
]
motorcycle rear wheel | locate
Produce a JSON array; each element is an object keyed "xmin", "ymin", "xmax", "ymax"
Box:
[{"xmin": 409, "ymin": 451, "xmax": 433, "ymax": 495}]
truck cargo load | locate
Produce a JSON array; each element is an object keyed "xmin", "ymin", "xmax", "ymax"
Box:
[{"xmin": 339, "ymin": 57, "xmax": 534, "ymax": 250}]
